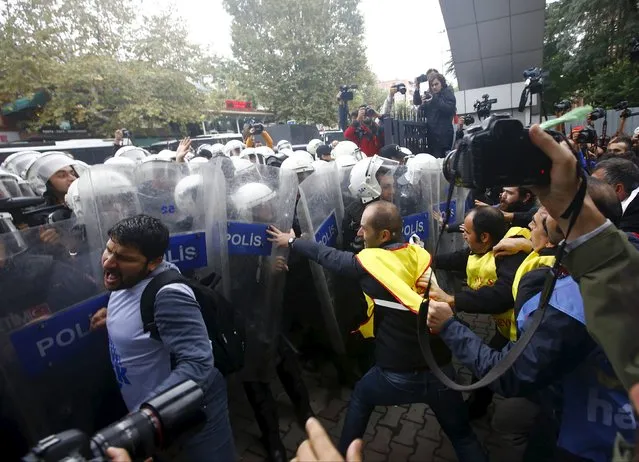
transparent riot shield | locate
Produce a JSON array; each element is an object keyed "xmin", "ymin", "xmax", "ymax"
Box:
[
  {"xmin": 396, "ymin": 159, "xmax": 436, "ymax": 252},
  {"xmin": 225, "ymin": 164, "xmax": 298, "ymax": 374},
  {"xmin": 297, "ymin": 163, "xmax": 346, "ymax": 354},
  {"xmin": 0, "ymin": 218, "xmax": 127, "ymax": 456},
  {"xmin": 133, "ymin": 161, "xmax": 225, "ymax": 278},
  {"xmin": 78, "ymin": 164, "xmax": 142, "ymax": 282},
  {"xmin": 435, "ymin": 159, "xmax": 468, "ymax": 254}
]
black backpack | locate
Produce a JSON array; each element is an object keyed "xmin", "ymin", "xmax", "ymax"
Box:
[{"xmin": 140, "ymin": 269, "xmax": 246, "ymax": 376}]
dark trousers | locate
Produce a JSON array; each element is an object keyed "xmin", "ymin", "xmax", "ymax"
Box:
[{"xmin": 339, "ymin": 364, "xmax": 488, "ymax": 462}]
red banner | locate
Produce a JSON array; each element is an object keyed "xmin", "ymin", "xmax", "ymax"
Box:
[{"xmin": 225, "ymin": 100, "xmax": 253, "ymax": 110}]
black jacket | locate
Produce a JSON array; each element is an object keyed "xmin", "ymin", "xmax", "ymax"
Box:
[
  {"xmin": 291, "ymin": 239, "xmax": 451, "ymax": 371},
  {"xmin": 620, "ymin": 193, "xmax": 639, "ymax": 234},
  {"xmin": 413, "ymin": 86, "xmax": 456, "ymax": 140},
  {"xmin": 435, "ymin": 248, "xmax": 527, "ymax": 316}
]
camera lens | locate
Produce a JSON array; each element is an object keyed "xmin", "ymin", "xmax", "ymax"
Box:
[
  {"xmin": 90, "ymin": 380, "xmax": 205, "ymax": 460},
  {"xmin": 90, "ymin": 409, "xmax": 159, "ymax": 459}
]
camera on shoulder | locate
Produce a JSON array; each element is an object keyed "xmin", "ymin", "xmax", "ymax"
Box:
[{"xmin": 443, "ymin": 115, "xmax": 556, "ymax": 190}]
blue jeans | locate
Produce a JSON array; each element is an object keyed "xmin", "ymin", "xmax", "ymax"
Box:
[
  {"xmin": 181, "ymin": 370, "xmax": 236, "ymax": 462},
  {"xmin": 339, "ymin": 365, "xmax": 487, "ymax": 462}
]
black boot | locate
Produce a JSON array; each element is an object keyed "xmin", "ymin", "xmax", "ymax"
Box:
[
  {"xmin": 243, "ymin": 381, "xmax": 287, "ymax": 462},
  {"xmin": 277, "ymin": 342, "xmax": 315, "ymax": 427}
]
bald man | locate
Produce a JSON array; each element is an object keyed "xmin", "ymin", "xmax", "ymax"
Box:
[{"xmin": 268, "ymin": 201, "xmax": 486, "ymax": 462}]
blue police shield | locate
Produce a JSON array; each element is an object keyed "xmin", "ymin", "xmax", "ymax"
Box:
[
  {"xmin": 0, "ymin": 216, "xmax": 127, "ymax": 453},
  {"xmin": 297, "ymin": 163, "xmax": 346, "ymax": 354}
]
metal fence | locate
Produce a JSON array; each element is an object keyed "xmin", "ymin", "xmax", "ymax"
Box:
[{"xmin": 382, "ymin": 103, "xmax": 430, "ymax": 153}]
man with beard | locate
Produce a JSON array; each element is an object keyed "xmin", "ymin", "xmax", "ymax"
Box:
[
  {"xmin": 95, "ymin": 214, "xmax": 235, "ymax": 462},
  {"xmin": 447, "ymin": 186, "xmax": 538, "ymax": 233}
]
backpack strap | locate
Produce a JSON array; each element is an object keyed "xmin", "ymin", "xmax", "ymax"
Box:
[{"xmin": 140, "ymin": 269, "xmax": 188, "ymax": 341}]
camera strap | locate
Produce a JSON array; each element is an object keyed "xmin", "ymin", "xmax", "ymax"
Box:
[{"xmin": 417, "ymin": 162, "xmax": 587, "ymax": 391}]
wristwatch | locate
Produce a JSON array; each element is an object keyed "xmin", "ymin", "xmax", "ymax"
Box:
[{"xmin": 288, "ymin": 236, "xmax": 297, "ymax": 248}]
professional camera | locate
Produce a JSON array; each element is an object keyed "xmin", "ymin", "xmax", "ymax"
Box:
[
  {"xmin": 473, "ymin": 94, "xmax": 497, "ymax": 120},
  {"xmin": 391, "ymin": 83, "xmax": 407, "ymax": 95},
  {"xmin": 23, "ymin": 380, "xmax": 205, "ymax": 462},
  {"xmin": 442, "ymin": 115, "xmax": 556, "ymax": 189},
  {"xmin": 339, "ymin": 84, "xmax": 358, "ymax": 102},
  {"xmin": 553, "ymin": 100, "xmax": 571, "ymax": 113},
  {"xmin": 250, "ymin": 123, "xmax": 264, "ymax": 135},
  {"xmin": 518, "ymin": 67, "xmax": 545, "ymax": 113},
  {"xmin": 415, "ymin": 74, "xmax": 429, "ymax": 84},
  {"xmin": 121, "ymin": 128, "xmax": 131, "ymax": 139},
  {"xmin": 576, "ymin": 126, "xmax": 597, "ymax": 144},
  {"xmin": 462, "ymin": 114, "xmax": 475, "ymax": 126},
  {"xmin": 589, "ymin": 107, "xmax": 606, "ymax": 121}
]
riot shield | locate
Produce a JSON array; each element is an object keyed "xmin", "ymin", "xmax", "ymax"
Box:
[
  {"xmin": 225, "ymin": 164, "xmax": 298, "ymax": 379},
  {"xmin": 435, "ymin": 160, "xmax": 468, "ymax": 254},
  {"xmin": 397, "ymin": 156, "xmax": 437, "ymax": 251},
  {"xmin": 0, "ymin": 218, "xmax": 127, "ymax": 458},
  {"xmin": 78, "ymin": 164, "xmax": 142, "ymax": 282},
  {"xmin": 297, "ymin": 163, "xmax": 346, "ymax": 354}
]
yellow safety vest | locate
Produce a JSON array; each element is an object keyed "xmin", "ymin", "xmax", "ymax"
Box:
[
  {"xmin": 353, "ymin": 244, "xmax": 433, "ymax": 338},
  {"xmin": 511, "ymin": 250, "xmax": 556, "ymax": 301},
  {"xmin": 466, "ymin": 226, "xmax": 530, "ymax": 341}
]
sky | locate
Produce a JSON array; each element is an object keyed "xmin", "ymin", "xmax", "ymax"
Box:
[{"xmin": 141, "ymin": 0, "xmax": 453, "ymax": 84}]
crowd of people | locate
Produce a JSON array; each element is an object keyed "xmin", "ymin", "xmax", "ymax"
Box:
[{"xmin": 1, "ymin": 86, "xmax": 639, "ymax": 462}]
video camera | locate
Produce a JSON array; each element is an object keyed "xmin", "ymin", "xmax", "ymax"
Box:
[
  {"xmin": 339, "ymin": 85, "xmax": 358, "ymax": 102},
  {"xmin": 250, "ymin": 123, "xmax": 264, "ymax": 135},
  {"xmin": 588, "ymin": 107, "xmax": 606, "ymax": 121},
  {"xmin": 473, "ymin": 94, "xmax": 497, "ymax": 120},
  {"xmin": 523, "ymin": 67, "xmax": 545, "ymax": 90},
  {"xmin": 614, "ymin": 101, "xmax": 633, "ymax": 119},
  {"xmin": 391, "ymin": 83, "xmax": 407, "ymax": 95},
  {"xmin": 23, "ymin": 380, "xmax": 205, "ymax": 462},
  {"xmin": 415, "ymin": 74, "xmax": 429, "ymax": 84},
  {"xmin": 443, "ymin": 114, "xmax": 557, "ymax": 190},
  {"xmin": 553, "ymin": 100, "xmax": 571, "ymax": 113}
]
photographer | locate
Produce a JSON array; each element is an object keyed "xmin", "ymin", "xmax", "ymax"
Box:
[
  {"xmin": 344, "ymin": 106, "xmax": 383, "ymax": 157},
  {"xmin": 243, "ymin": 124, "xmax": 274, "ymax": 149},
  {"xmin": 414, "ymin": 73, "xmax": 457, "ymax": 158}
]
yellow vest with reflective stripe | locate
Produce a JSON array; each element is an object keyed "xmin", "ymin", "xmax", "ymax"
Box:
[
  {"xmin": 466, "ymin": 226, "xmax": 531, "ymax": 341},
  {"xmin": 354, "ymin": 244, "xmax": 433, "ymax": 338},
  {"xmin": 512, "ymin": 251, "xmax": 556, "ymax": 301}
]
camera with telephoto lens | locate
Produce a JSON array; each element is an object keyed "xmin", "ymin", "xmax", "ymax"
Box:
[
  {"xmin": 443, "ymin": 114, "xmax": 556, "ymax": 190},
  {"xmin": 553, "ymin": 100, "xmax": 571, "ymax": 113},
  {"xmin": 22, "ymin": 380, "xmax": 205, "ymax": 462},
  {"xmin": 250, "ymin": 123, "xmax": 264, "ymax": 135},
  {"xmin": 588, "ymin": 107, "xmax": 606, "ymax": 121},
  {"xmin": 391, "ymin": 83, "xmax": 407, "ymax": 95},
  {"xmin": 576, "ymin": 127, "xmax": 597, "ymax": 144},
  {"xmin": 473, "ymin": 94, "xmax": 497, "ymax": 120},
  {"xmin": 339, "ymin": 84, "xmax": 358, "ymax": 101}
]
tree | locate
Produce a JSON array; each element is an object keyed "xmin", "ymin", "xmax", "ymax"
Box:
[
  {"xmin": 0, "ymin": 0, "xmax": 220, "ymax": 136},
  {"xmin": 543, "ymin": 0, "xmax": 639, "ymax": 109},
  {"xmin": 223, "ymin": 0, "xmax": 375, "ymax": 125}
]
